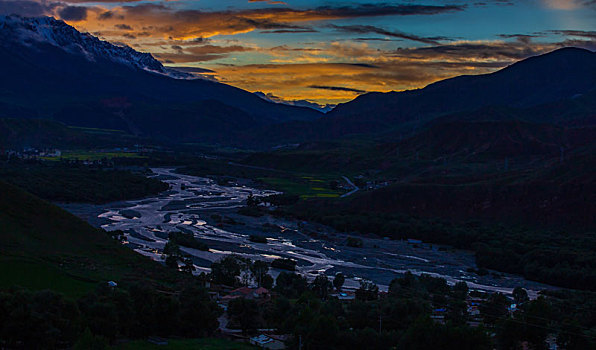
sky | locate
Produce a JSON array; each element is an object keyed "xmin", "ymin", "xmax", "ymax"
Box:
[{"xmin": 1, "ymin": 0, "xmax": 596, "ymax": 105}]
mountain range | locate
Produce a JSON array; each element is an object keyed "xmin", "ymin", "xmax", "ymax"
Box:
[
  {"xmin": 0, "ymin": 15, "xmax": 595, "ymax": 149},
  {"xmin": 238, "ymin": 47, "xmax": 596, "ymax": 147},
  {"xmin": 0, "ymin": 15, "xmax": 322, "ymax": 144}
]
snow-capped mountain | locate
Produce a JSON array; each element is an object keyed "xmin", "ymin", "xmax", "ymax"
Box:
[
  {"xmin": 0, "ymin": 15, "xmax": 322, "ymax": 146},
  {"xmin": 0, "ymin": 15, "xmax": 192, "ymax": 79},
  {"xmin": 254, "ymin": 91, "xmax": 336, "ymax": 113}
]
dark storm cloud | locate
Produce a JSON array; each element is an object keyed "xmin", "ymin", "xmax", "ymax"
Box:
[
  {"xmin": 115, "ymin": 23, "xmax": 133, "ymax": 30},
  {"xmin": 0, "ymin": 0, "xmax": 89, "ymax": 21},
  {"xmin": 344, "ymin": 63, "xmax": 381, "ymax": 68},
  {"xmin": 153, "ymin": 44, "xmax": 252, "ymax": 63},
  {"xmin": 0, "ymin": 0, "xmax": 56, "ymax": 17},
  {"xmin": 173, "ymin": 66, "xmax": 216, "ymax": 74},
  {"xmin": 353, "ymin": 37, "xmax": 401, "ymax": 42},
  {"xmin": 392, "ymin": 42, "xmax": 550, "ymax": 60},
  {"xmin": 98, "ymin": 11, "xmax": 114, "ymax": 20},
  {"xmin": 260, "ymin": 28, "xmax": 318, "ymax": 34},
  {"xmin": 312, "ymin": 3, "xmax": 465, "ymax": 17},
  {"xmin": 498, "ymin": 33, "xmax": 541, "ymax": 39},
  {"xmin": 548, "ymin": 30, "xmax": 596, "ymax": 39},
  {"xmin": 497, "ymin": 33, "xmax": 542, "ymax": 44},
  {"xmin": 309, "ymin": 85, "xmax": 367, "ymax": 93},
  {"xmin": 329, "ymin": 24, "xmax": 451, "ymax": 45},
  {"xmin": 57, "ymin": 5, "xmax": 87, "ymax": 21},
  {"xmin": 242, "ymin": 18, "xmax": 311, "ymax": 31}
]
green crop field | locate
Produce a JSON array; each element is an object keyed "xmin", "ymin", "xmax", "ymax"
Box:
[
  {"xmin": 258, "ymin": 176, "xmax": 342, "ymax": 199},
  {"xmin": 42, "ymin": 150, "xmax": 146, "ymax": 161}
]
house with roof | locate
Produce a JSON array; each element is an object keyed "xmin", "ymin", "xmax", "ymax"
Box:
[
  {"xmin": 250, "ymin": 334, "xmax": 286, "ymax": 349},
  {"xmin": 221, "ymin": 286, "xmax": 270, "ymax": 303}
]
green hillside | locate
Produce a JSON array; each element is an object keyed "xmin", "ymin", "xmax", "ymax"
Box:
[
  {"xmin": 0, "ymin": 162, "xmax": 169, "ymax": 204},
  {"xmin": 0, "ymin": 117, "xmax": 138, "ymax": 149},
  {"xmin": 0, "ymin": 180, "xmax": 178, "ymax": 298}
]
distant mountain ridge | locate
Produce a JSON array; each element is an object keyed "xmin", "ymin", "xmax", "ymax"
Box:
[
  {"xmin": 238, "ymin": 47, "xmax": 596, "ymax": 147},
  {"xmin": 0, "ymin": 15, "xmax": 322, "ymax": 143},
  {"xmin": 254, "ymin": 91, "xmax": 336, "ymax": 113},
  {"xmin": 0, "ymin": 16, "xmax": 594, "ymax": 148},
  {"xmin": 331, "ymin": 47, "xmax": 596, "ymax": 123}
]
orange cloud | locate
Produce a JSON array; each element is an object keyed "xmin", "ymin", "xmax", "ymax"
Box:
[
  {"xmin": 72, "ymin": 3, "xmax": 463, "ymax": 40},
  {"xmin": 207, "ymin": 40, "xmax": 571, "ymax": 104}
]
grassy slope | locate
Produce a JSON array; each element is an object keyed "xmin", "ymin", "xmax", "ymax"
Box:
[
  {"xmin": 0, "ymin": 117, "xmax": 139, "ymax": 149},
  {"xmin": 0, "ymin": 180, "xmax": 180, "ymax": 298},
  {"xmin": 239, "ymin": 121, "xmax": 595, "ymax": 228},
  {"xmin": 0, "ymin": 163, "xmax": 169, "ymax": 204},
  {"xmin": 347, "ymin": 149, "xmax": 595, "ymax": 228}
]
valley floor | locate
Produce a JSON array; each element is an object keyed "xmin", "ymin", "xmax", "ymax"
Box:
[{"xmin": 63, "ymin": 168, "xmax": 553, "ymax": 297}]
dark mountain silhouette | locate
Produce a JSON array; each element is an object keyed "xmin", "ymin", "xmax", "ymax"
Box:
[
  {"xmin": 0, "ymin": 15, "xmax": 321, "ymax": 142},
  {"xmin": 330, "ymin": 47, "xmax": 596, "ymax": 125},
  {"xmin": 237, "ymin": 48, "xmax": 596, "ymax": 147},
  {"xmin": 1, "ymin": 16, "xmax": 594, "ymax": 148}
]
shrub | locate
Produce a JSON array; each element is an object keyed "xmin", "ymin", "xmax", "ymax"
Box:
[{"xmin": 271, "ymin": 258, "xmax": 297, "ymax": 271}]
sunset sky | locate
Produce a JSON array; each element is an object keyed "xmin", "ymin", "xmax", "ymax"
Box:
[{"xmin": 1, "ymin": 0, "xmax": 595, "ymax": 105}]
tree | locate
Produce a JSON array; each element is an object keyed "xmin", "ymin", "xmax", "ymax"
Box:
[
  {"xmin": 447, "ymin": 299, "xmax": 468, "ymax": 325},
  {"xmin": 262, "ymin": 274, "xmax": 274, "ymax": 290},
  {"xmin": 557, "ymin": 320, "xmax": 591, "ymax": 350},
  {"xmin": 228, "ymin": 298, "xmax": 260, "ymax": 335},
  {"xmin": 163, "ymin": 241, "xmax": 180, "ymax": 255},
  {"xmin": 512, "ymin": 287, "xmax": 529, "ymax": 305},
  {"xmin": 480, "ymin": 293, "xmax": 509, "ymax": 325},
  {"xmin": 1, "ymin": 289, "xmax": 82, "ymax": 348},
  {"xmin": 271, "ymin": 258, "xmax": 297, "ymax": 271},
  {"xmin": 178, "ymin": 284, "xmax": 221, "ymax": 336},
  {"xmin": 496, "ymin": 318, "xmax": 525, "ymax": 350},
  {"xmin": 180, "ymin": 257, "xmax": 196, "ymax": 274},
  {"xmin": 165, "ymin": 254, "xmax": 179, "ymax": 269},
  {"xmin": 311, "ymin": 275, "xmax": 332, "ymax": 300},
  {"xmin": 399, "ymin": 317, "xmax": 491, "ymax": 350},
  {"xmin": 251, "ymin": 260, "xmax": 270, "ymax": 287},
  {"xmin": 246, "ymin": 194, "xmax": 259, "ymax": 207},
  {"xmin": 333, "ymin": 273, "xmax": 345, "ymax": 291},
  {"xmin": 519, "ymin": 297, "xmax": 551, "ymax": 350},
  {"xmin": 346, "ymin": 236, "xmax": 364, "ymax": 248},
  {"xmin": 453, "ymin": 281, "xmax": 469, "ymax": 299},
  {"xmin": 275, "ymin": 272, "xmax": 308, "ymax": 298},
  {"xmin": 210, "ymin": 255, "xmax": 245, "ymax": 286},
  {"xmin": 164, "ymin": 241, "xmax": 181, "ymax": 269},
  {"xmin": 356, "ymin": 280, "xmax": 379, "ymax": 301},
  {"xmin": 73, "ymin": 328, "xmax": 109, "ymax": 350}
]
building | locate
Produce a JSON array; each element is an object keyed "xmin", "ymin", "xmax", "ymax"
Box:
[
  {"xmin": 221, "ymin": 287, "xmax": 270, "ymax": 302},
  {"xmin": 250, "ymin": 334, "xmax": 286, "ymax": 349}
]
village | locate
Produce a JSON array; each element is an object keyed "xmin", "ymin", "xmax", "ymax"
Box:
[{"xmin": 146, "ymin": 251, "xmax": 559, "ymax": 350}]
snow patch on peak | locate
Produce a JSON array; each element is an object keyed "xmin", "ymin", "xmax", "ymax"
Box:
[
  {"xmin": 254, "ymin": 91, "xmax": 336, "ymax": 113},
  {"xmin": 0, "ymin": 15, "xmax": 194, "ymax": 79}
]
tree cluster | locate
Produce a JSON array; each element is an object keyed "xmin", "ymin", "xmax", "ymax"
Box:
[{"xmin": 0, "ymin": 281, "xmax": 220, "ymax": 349}]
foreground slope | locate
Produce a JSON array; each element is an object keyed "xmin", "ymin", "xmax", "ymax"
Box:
[{"xmin": 0, "ymin": 180, "xmax": 177, "ymax": 297}]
